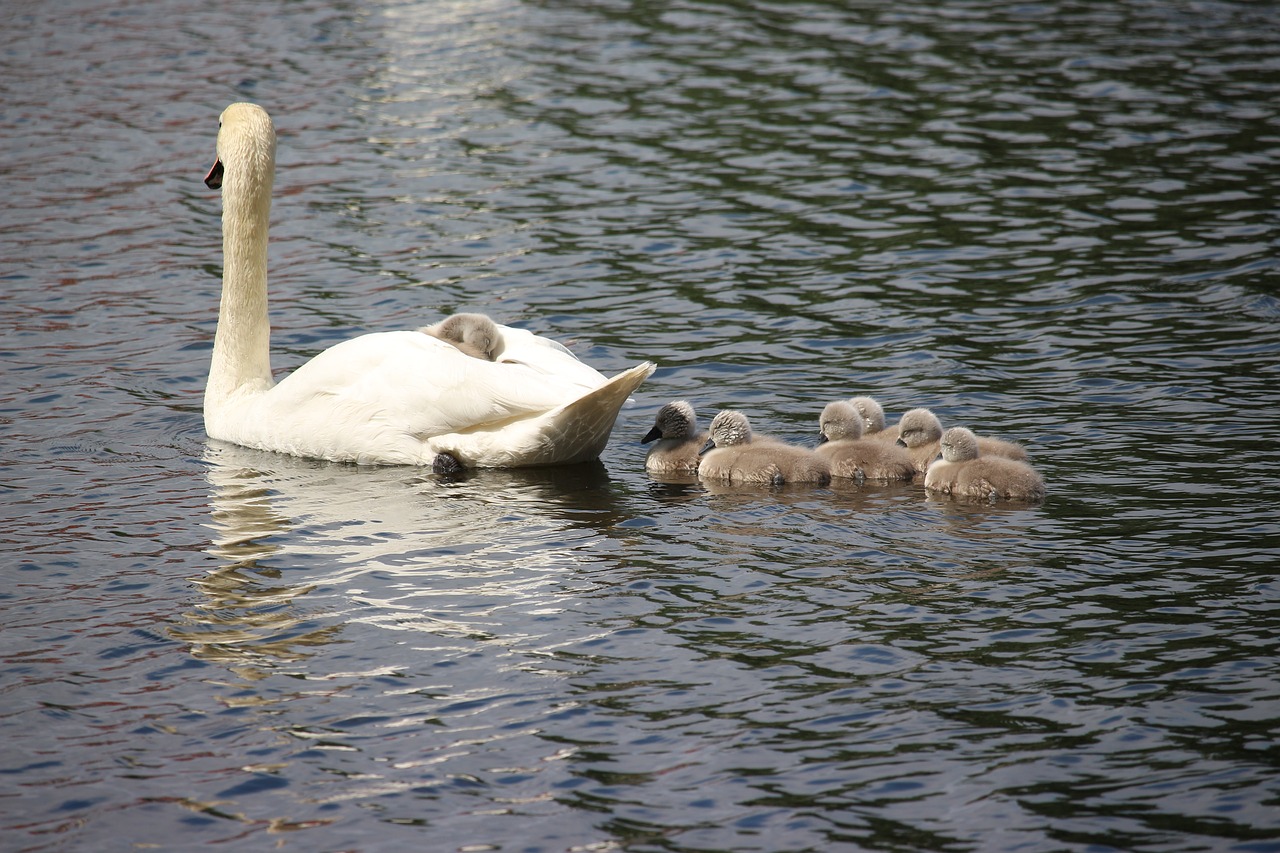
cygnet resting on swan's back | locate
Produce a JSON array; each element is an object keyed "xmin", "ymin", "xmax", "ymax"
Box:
[
  {"xmin": 419, "ymin": 313, "xmax": 503, "ymax": 361},
  {"xmin": 201, "ymin": 103, "xmax": 653, "ymax": 468}
]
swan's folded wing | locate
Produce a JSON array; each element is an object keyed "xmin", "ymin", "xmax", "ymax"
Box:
[
  {"xmin": 429, "ymin": 360, "xmax": 655, "ymax": 467},
  {"xmin": 268, "ymin": 331, "xmax": 605, "ymax": 440},
  {"xmin": 493, "ymin": 324, "xmax": 609, "ymax": 387}
]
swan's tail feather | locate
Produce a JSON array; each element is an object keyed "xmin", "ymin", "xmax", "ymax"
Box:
[
  {"xmin": 430, "ymin": 361, "xmax": 656, "ymax": 467},
  {"xmin": 538, "ymin": 361, "xmax": 656, "ymax": 465}
]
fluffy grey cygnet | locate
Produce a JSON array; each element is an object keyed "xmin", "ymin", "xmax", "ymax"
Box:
[
  {"xmin": 641, "ymin": 400, "xmax": 707, "ymax": 474},
  {"xmin": 849, "ymin": 396, "xmax": 900, "ymax": 443},
  {"xmin": 894, "ymin": 407, "xmax": 945, "ymax": 473},
  {"xmin": 419, "ymin": 313, "xmax": 503, "ymax": 361},
  {"xmin": 925, "ymin": 427, "xmax": 1046, "ymax": 501},
  {"xmin": 815, "ymin": 401, "xmax": 916, "ymax": 481},
  {"xmin": 974, "ymin": 432, "xmax": 1027, "ymax": 461},
  {"xmin": 698, "ymin": 410, "xmax": 831, "ymax": 486},
  {"xmin": 894, "ymin": 407, "xmax": 1028, "ymax": 472}
]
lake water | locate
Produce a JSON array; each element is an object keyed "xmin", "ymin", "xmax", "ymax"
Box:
[{"xmin": 2, "ymin": 0, "xmax": 1278, "ymax": 850}]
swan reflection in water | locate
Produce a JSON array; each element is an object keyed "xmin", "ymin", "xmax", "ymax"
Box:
[{"xmin": 172, "ymin": 442, "xmax": 624, "ymax": 681}]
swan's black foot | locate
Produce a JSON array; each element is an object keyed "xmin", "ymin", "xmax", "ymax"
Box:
[{"xmin": 432, "ymin": 451, "xmax": 466, "ymax": 477}]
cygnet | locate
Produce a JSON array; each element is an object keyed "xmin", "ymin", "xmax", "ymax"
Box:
[
  {"xmin": 925, "ymin": 427, "xmax": 1046, "ymax": 501},
  {"xmin": 894, "ymin": 407, "xmax": 945, "ymax": 473},
  {"xmin": 641, "ymin": 400, "xmax": 707, "ymax": 474},
  {"xmin": 892, "ymin": 407, "xmax": 1026, "ymax": 472},
  {"xmin": 419, "ymin": 313, "xmax": 503, "ymax": 361},
  {"xmin": 698, "ymin": 410, "xmax": 831, "ymax": 486},
  {"xmin": 815, "ymin": 401, "xmax": 915, "ymax": 481},
  {"xmin": 849, "ymin": 396, "xmax": 900, "ymax": 443},
  {"xmin": 975, "ymin": 432, "xmax": 1028, "ymax": 461}
]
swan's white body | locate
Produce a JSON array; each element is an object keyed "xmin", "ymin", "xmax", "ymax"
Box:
[{"xmin": 203, "ymin": 103, "xmax": 653, "ymax": 467}]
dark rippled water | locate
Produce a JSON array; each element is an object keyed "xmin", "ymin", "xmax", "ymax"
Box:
[{"xmin": 2, "ymin": 0, "xmax": 1278, "ymax": 850}]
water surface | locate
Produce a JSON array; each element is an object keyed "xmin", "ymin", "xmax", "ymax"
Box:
[{"xmin": 1, "ymin": 0, "xmax": 1278, "ymax": 850}]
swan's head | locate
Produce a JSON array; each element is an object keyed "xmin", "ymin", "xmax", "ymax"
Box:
[
  {"xmin": 895, "ymin": 408, "xmax": 943, "ymax": 448},
  {"xmin": 847, "ymin": 396, "xmax": 886, "ymax": 434},
  {"xmin": 818, "ymin": 401, "xmax": 863, "ymax": 444},
  {"xmin": 701, "ymin": 409, "xmax": 752, "ymax": 454},
  {"xmin": 642, "ymin": 400, "xmax": 697, "ymax": 444},
  {"xmin": 940, "ymin": 427, "xmax": 980, "ymax": 462},
  {"xmin": 205, "ymin": 103, "xmax": 276, "ymax": 195}
]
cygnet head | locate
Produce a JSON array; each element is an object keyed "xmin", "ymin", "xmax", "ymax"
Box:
[
  {"xmin": 818, "ymin": 401, "xmax": 864, "ymax": 444},
  {"xmin": 939, "ymin": 427, "xmax": 981, "ymax": 462},
  {"xmin": 701, "ymin": 409, "xmax": 753, "ymax": 454},
  {"xmin": 432, "ymin": 313, "xmax": 501, "ymax": 361},
  {"xmin": 848, "ymin": 396, "xmax": 886, "ymax": 434},
  {"xmin": 642, "ymin": 400, "xmax": 698, "ymax": 443},
  {"xmin": 896, "ymin": 408, "xmax": 943, "ymax": 448},
  {"xmin": 206, "ymin": 103, "xmax": 275, "ymax": 194}
]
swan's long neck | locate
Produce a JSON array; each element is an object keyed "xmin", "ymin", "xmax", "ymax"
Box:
[{"xmin": 206, "ymin": 123, "xmax": 276, "ymax": 414}]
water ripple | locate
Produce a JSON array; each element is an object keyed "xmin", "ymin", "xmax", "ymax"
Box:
[{"xmin": 2, "ymin": 0, "xmax": 1278, "ymax": 850}]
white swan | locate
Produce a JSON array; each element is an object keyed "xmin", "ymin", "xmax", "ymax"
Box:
[{"xmin": 202, "ymin": 103, "xmax": 654, "ymax": 467}]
